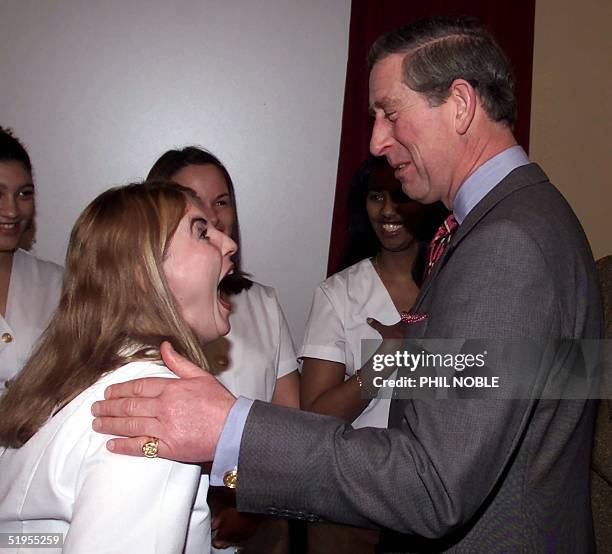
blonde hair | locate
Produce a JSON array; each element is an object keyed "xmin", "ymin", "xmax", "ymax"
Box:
[{"xmin": 0, "ymin": 181, "xmax": 209, "ymax": 447}]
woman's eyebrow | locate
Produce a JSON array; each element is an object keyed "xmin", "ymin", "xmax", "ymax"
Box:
[{"xmin": 0, "ymin": 182, "xmax": 35, "ymax": 190}]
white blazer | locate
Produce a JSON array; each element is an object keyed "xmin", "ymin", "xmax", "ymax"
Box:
[
  {"xmin": 0, "ymin": 360, "xmax": 211, "ymax": 554},
  {"xmin": 0, "ymin": 249, "xmax": 63, "ymax": 391}
]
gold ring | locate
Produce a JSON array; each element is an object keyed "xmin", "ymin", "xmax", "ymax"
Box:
[{"xmin": 142, "ymin": 437, "xmax": 159, "ymax": 458}]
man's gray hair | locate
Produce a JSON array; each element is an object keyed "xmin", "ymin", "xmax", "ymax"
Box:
[{"xmin": 368, "ymin": 15, "xmax": 517, "ymax": 127}]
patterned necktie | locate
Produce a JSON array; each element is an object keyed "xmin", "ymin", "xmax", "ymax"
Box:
[{"xmin": 425, "ymin": 214, "xmax": 458, "ymax": 276}]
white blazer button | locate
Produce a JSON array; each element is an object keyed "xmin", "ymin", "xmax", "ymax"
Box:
[{"xmin": 1, "ymin": 332, "xmax": 12, "ymax": 343}]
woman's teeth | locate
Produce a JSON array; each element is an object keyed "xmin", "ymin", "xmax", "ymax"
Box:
[{"xmin": 381, "ymin": 223, "xmax": 403, "ymax": 232}]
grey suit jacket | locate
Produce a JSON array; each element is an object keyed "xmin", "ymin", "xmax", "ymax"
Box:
[{"xmin": 236, "ymin": 164, "xmax": 603, "ymax": 553}]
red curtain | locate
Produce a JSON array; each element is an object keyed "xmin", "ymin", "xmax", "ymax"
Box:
[{"xmin": 327, "ymin": 0, "xmax": 536, "ymax": 276}]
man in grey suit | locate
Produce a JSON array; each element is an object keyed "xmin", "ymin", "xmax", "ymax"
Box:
[{"xmin": 93, "ymin": 15, "xmax": 602, "ymax": 552}]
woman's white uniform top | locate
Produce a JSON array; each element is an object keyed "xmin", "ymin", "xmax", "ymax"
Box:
[
  {"xmin": 0, "ymin": 360, "xmax": 210, "ymax": 554},
  {"xmin": 207, "ymin": 282, "xmax": 297, "ymax": 401},
  {"xmin": 299, "ymin": 258, "xmax": 401, "ymax": 429},
  {"xmin": 0, "ymin": 249, "xmax": 63, "ymax": 391}
]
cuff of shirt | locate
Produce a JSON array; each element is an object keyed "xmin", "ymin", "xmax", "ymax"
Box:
[{"xmin": 210, "ymin": 396, "xmax": 254, "ymax": 486}]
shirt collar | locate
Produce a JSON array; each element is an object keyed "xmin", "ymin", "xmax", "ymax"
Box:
[{"xmin": 452, "ymin": 145, "xmax": 530, "ymax": 224}]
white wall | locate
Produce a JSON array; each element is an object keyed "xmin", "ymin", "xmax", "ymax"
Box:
[{"xmin": 0, "ymin": 0, "xmax": 351, "ymax": 343}]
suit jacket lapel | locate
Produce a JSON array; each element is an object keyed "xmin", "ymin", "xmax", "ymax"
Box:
[
  {"xmin": 392, "ymin": 164, "xmax": 551, "ymax": 427},
  {"xmin": 411, "ymin": 163, "xmax": 549, "ymax": 312}
]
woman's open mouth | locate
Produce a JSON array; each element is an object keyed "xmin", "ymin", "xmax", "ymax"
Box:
[
  {"xmin": 218, "ymin": 291, "xmax": 231, "ymax": 311},
  {"xmin": 0, "ymin": 221, "xmax": 23, "ymax": 236},
  {"xmin": 217, "ymin": 263, "xmax": 234, "ymax": 311},
  {"xmin": 379, "ymin": 222, "xmax": 404, "ymax": 238}
]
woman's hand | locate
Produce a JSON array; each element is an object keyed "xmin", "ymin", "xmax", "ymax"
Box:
[{"xmin": 367, "ymin": 317, "xmax": 406, "ymax": 340}]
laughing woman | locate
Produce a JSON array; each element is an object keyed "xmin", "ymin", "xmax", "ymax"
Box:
[
  {"xmin": 0, "ymin": 127, "xmax": 62, "ymax": 392},
  {"xmin": 147, "ymin": 148, "xmax": 299, "ymax": 408},
  {"xmin": 299, "ymin": 156, "xmax": 445, "ymax": 553},
  {"xmin": 300, "ymin": 156, "xmax": 445, "ymax": 427},
  {"xmin": 0, "ymin": 182, "xmax": 236, "ymax": 552},
  {"xmin": 147, "ymin": 147, "xmax": 299, "ymax": 553}
]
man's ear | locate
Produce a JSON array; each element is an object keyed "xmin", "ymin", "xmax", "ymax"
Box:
[{"xmin": 449, "ymin": 79, "xmax": 477, "ymax": 135}]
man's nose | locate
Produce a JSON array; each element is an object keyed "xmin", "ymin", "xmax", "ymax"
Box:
[{"xmin": 370, "ymin": 118, "xmax": 393, "ymax": 156}]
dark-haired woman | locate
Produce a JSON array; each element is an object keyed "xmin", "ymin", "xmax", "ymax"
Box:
[
  {"xmin": 148, "ymin": 147, "xmax": 298, "ymax": 553},
  {"xmin": 0, "ymin": 127, "xmax": 62, "ymax": 392},
  {"xmin": 299, "ymin": 156, "xmax": 445, "ymax": 552}
]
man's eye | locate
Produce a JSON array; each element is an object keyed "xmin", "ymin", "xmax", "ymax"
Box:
[{"xmin": 384, "ymin": 112, "xmax": 397, "ymax": 122}]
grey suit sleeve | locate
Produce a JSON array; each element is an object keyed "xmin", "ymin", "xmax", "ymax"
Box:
[{"xmin": 235, "ymin": 220, "xmax": 561, "ymax": 537}]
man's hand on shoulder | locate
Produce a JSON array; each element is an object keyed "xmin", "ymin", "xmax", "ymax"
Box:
[{"xmin": 91, "ymin": 341, "xmax": 236, "ymax": 463}]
